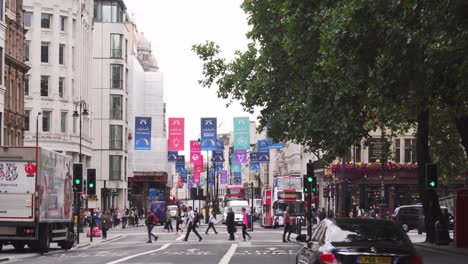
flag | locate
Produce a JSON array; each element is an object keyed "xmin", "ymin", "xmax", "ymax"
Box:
[
  {"xmin": 233, "ymin": 117, "xmax": 250, "ymax": 150},
  {"xmin": 168, "ymin": 118, "xmax": 185, "ymax": 151}
]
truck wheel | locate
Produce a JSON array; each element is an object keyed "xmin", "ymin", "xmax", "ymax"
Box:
[
  {"xmin": 39, "ymin": 224, "xmax": 50, "ymax": 254},
  {"xmin": 12, "ymin": 241, "xmax": 25, "ymax": 251}
]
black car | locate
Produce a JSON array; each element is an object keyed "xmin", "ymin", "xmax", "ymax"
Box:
[
  {"xmin": 296, "ymin": 218, "xmax": 423, "ymax": 264},
  {"xmin": 393, "ymin": 205, "xmax": 453, "ymax": 232}
]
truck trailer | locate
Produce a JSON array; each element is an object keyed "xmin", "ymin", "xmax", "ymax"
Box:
[{"xmin": 0, "ymin": 147, "xmax": 75, "ymax": 253}]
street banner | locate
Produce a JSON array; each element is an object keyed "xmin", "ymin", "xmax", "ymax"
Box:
[
  {"xmin": 188, "ymin": 175, "xmax": 193, "ymax": 189},
  {"xmin": 212, "ymin": 150, "xmax": 224, "ymax": 163},
  {"xmin": 176, "ymin": 155, "xmax": 185, "ymax": 173},
  {"xmin": 193, "ymin": 173, "xmax": 201, "ymax": 185},
  {"xmin": 250, "ymin": 152, "xmax": 259, "ymax": 162},
  {"xmin": 168, "ymin": 151, "xmax": 178, "ymax": 162},
  {"xmin": 233, "ymin": 172, "xmax": 242, "ymax": 185},
  {"xmin": 200, "ymin": 173, "xmax": 206, "ymax": 186},
  {"xmin": 149, "ymin": 188, "xmax": 157, "ymax": 199},
  {"xmin": 258, "ymin": 139, "xmax": 270, "ymax": 163},
  {"xmin": 208, "ymin": 169, "xmax": 215, "ymax": 187},
  {"xmin": 216, "ymin": 140, "xmax": 224, "ymax": 150},
  {"xmin": 190, "ymin": 140, "xmax": 202, "ymax": 164},
  {"xmin": 250, "ymin": 162, "xmax": 260, "ymax": 172},
  {"xmin": 194, "ymin": 163, "xmax": 204, "ymax": 176},
  {"xmin": 190, "ymin": 140, "xmax": 201, "ymax": 152},
  {"xmin": 231, "ymin": 163, "xmax": 241, "ymax": 173},
  {"xmin": 178, "ymin": 174, "xmax": 183, "ymax": 188},
  {"xmin": 233, "ymin": 117, "xmax": 250, "ymax": 150},
  {"xmin": 135, "ymin": 117, "xmax": 152, "ymax": 150},
  {"xmin": 180, "ymin": 169, "xmax": 187, "ymax": 183},
  {"xmin": 168, "ymin": 118, "xmax": 185, "ymax": 151},
  {"xmin": 235, "ymin": 150, "xmax": 247, "ymax": 163},
  {"xmin": 213, "ymin": 162, "xmax": 224, "ymax": 172},
  {"xmin": 201, "ymin": 118, "xmax": 218, "ymax": 150},
  {"xmin": 220, "ymin": 170, "xmax": 228, "ymax": 184}
]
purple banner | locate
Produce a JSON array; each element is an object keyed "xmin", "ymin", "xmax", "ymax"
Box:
[
  {"xmin": 235, "ymin": 150, "xmax": 247, "ymax": 163},
  {"xmin": 220, "ymin": 170, "xmax": 228, "ymax": 184}
]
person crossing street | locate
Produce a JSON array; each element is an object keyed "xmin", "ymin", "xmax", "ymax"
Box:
[
  {"xmin": 283, "ymin": 206, "xmax": 292, "ymax": 242},
  {"xmin": 146, "ymin": 210, "xmax": 158, "ymax": 243},
  {"xmin": 183, "ymin": 206, "xmax": 202, "ymax": 242},
  {"xmin": 241, "ymin": 207, "xmax": 251, "ymax": 241},
  {"xmin": 205, "ymin": 211, "xmax": 218, "ymax": 234}
]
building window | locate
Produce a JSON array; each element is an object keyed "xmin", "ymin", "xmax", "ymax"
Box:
[
  {"xmin": 41, "ymin": 42, "xmax": 49, "ymax": 63},
  {"xmin": 110, "ymin": 95, "xmax": 122, "ymax": 119},
  {"xmin": 110, "ymin": 34, "xmax": 123, "ymax": 58},
  {"xmin": 40, "ymin": 76, "xmax": 49, "ymax": 97},
  {"xmin": 110, "ymin": 125, "xmax": 123, "ymax": 150},
  {"xmin": 60, "ymin": 16, "xmax": 66, "ymax": 31},
  {"xmin": 404, "ymin": 139, "xmax": 416, "ymax": 163},
  {"xmin": 25, "ymin": 41, "xmax": 30, "ymax": 62},
  {"xmin": 25, "ymin": 12, "xmax": 32, "ymax": 27},
  {"xmin": 110, "ymin": 64, "xmax": 123, "ymax": 89},
  {"xmin": 42, "ymin": 111, "xmax": 51, "ymax": 132},
  {"xmin": 125, "ymin": 39, "xmax": 128, "ymax": 62},
  {"xmin": 59, "ymin": 77, "xmax": 65, "ymax": 98},
  {"xmin": 61, "ymin": 112, "xmax": 67, "ymax": 133},
  {"xmin": 41, "ymin": 13, "xmax": 51, "ymax": 29},
  {"xmin": 59, "ymin": 44, "xmax": 65, "ymax": 65},
  {"xmin": 25, "ymin": 75, "xmax": 30, "ymax": 96},
  {"xmin": 109, "ymin": 155, "xmax": 122, "ymax": 180},
  {"xmin": 25, "ymin": 110, "xmax": 30, "ymax": 131},
  {"xmin": 395, "ymin": 138, "xmax": 401, "ymax": 163},
  {"xmin": 96, "ymin": 1, "xmax": 123, "ymax": 23}
]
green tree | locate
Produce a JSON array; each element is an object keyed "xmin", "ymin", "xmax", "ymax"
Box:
[{"xmin": 193, "ymin": 0, "xmax": 467, "ymax": 242}]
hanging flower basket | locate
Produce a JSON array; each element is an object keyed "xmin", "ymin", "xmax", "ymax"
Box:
[{"xmin": 330, "ymin": 161, "xmax": 418, "ymax": 174}]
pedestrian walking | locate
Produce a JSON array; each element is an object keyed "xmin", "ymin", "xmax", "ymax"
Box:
[
  {"xmin": 283, "ymin": 206, "xmax": 292, "ymax": 243},
  {"xmin": 226, "ymin": 207, "xmax": 236, "ymax": 241},
  {"xmin": 205, "ymin": 211, "xmax": 218, "ymax": 234},
  {"xmin": 122, "ymin": 208, "xmax": 128, "ymax": 228},
  {"xmin": 145, "ymin": 210, "xmax": 158, "ymax": 243},
  {"xmin": 183, "ymin": 206, "xmax": 202, "ymax": 242},
  {"xmin": 165, "ymin": 208, "xmax": 173, "ymax": 232},
  {"xmin": 241, "ymin": 207, "xmax": 251, "ymax": 241},
  {"xmin": 100, "ymin": 210, "xmax": 112, "ymax": 240},
  {"xmin": 176, "ymin": 206, "xmax": 184, "ymax": 234}
]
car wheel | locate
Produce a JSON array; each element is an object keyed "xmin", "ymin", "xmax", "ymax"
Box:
[{"xmin": 401, "ymin": 223, "xmax": 409, "ymax": 232}]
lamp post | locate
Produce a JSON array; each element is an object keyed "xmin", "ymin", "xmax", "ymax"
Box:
[
  {"xmin": 72, "ymin": 100, "xmax": 88, "ymax": 239},
  {"xmin": 36, "ymin": 112, "xmax": 41, "ymax": 148}
]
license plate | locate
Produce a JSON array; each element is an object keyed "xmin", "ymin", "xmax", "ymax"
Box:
[{"xmin": 359, "ymin": 256, "xmax": 391, "ymax": 264}]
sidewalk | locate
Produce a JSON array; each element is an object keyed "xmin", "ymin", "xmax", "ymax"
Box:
[
  {"xmin": 413, "ymin": 242, "xmax": 468, "ymax": 257},
  {"xmin": 74, "ymin": 226, "xmax": 124, "ymax": 249}
]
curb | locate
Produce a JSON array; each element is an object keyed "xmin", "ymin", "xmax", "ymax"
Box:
[
  {"xmin": 413, "ymin": 243, "xmax": 468, "ymax": 257},
  {"xmin": 72, "ymin": 234, "xmax": 124, "ymax": 250}
]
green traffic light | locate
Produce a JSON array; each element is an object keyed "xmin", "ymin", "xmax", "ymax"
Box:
[
  {"xmin": 304, "ymin": 188, "xmax": 308, "ymax": 192},
  {"xmin": 312, "ymin": 188, "xmax": 317, "ymax": 193},
  {"xmin": 74, "ymin": 179, "xmax": 81, "ymax": 185},
  {"xmin": 89, "ymin": 183, "xmax": 94, "ymax": 188},
  {"xmin": 307, "ymin": 177, "xmax": 313, "ymax": 183},
  {"xmin": 429, "ymin": 181, "xmax": 436, "ymax": 188}
]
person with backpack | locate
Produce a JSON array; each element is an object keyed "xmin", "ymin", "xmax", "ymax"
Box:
[
  {"xmin": 183, "ymin": 206, "xmax": 202, "ymax": 242},
  {"xmin": 205, "ymin": 211, "xmax": 218, "ymax": 234},
  {"xmin": 145, "ymin": 210, "xmax": 158, "ymax": 243}
]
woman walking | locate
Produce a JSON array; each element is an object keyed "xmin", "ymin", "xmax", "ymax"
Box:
[
  {"xmin": 100, "ymin": 210, "xmax": 112, "ymax": 240},
  {"xmin": 241, "ymin": 207, "xmax": 251, "ymax": 241},
  {"xmin": 165, "ymin": 208, "xmax": 173, "ymax": 232},
  {"xmin": 176, "ymin": 206, "xmax": 184, "ymax": 234},
  {"xmin": 205, "ymin": 211, "xmax": 218, "ymax": 234}
]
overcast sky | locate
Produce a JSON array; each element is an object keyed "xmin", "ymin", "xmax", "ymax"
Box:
[{"xmin": 126, "ymin": 0, "xmax": 257, "ymax": 154}]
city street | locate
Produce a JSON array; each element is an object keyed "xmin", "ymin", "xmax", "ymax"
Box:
[{"xmin": 1, "ymin": 224, "xmax": 467, "ymax": 264}]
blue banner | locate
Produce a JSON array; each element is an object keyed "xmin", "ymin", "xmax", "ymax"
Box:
[
  {"xmin": 180, "ymin": 169, "xmax": 187, "ymax": 182},
  {"xmin": 168, "ymin": 151, "xmax": 178, "ymax": 162},
  {"xmin": 149, "ymin": 188, "xmax": 157, "ymax": 199},
  {"xmin": 216, "ymin": 140, "xmax": 224, "ymax": 150},
  {"xmin": 176, "ymin": 165, "xmax": 185, "ymax": 173},
  {"xmin": 188, "ymin": 175, "xmax": 193, "ymax": 189},
  {"xmin": 208, "ymin": 169, "xmax": 215, "ymax": 187},
  {"xmin": 176, "ymin": 155, "xmax": 185, "ymax": 166},
  {"xmin": 250, "ymin": 162, "xmax": 260, "ymax": 172},
  {"xmin": 135, "ymin": 117, "xmax": 152, "ymax": 150},
  {"xmin": 250, "ymin": 152, "xmax": 259, "ymax": 162},
  {"xmin": 212, "ymin": 150, "xmax": 224, "ymax": 163},
  {"xmin": 213, "ymin": 162, "xmax": 224, "ymax": 172},
  {"xmin": 258, "ymin": 139, "xmax": 270, "ymax": 163},
  {"xmin": 266, "ymin": 137, "xmax": 284, "ymax": 149},
  {"xmin": 201, "ymin": 118, "xmax": 217, "ymax": 150},
  {"xmin": 233, "ymin": 172, "xmax": 242, "ymax": 185}
]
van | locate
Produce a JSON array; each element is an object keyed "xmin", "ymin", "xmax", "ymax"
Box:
[
  {"xmin": 393, "ymin": 204, "xmax": 452, "ymax": 232},
  {"xmin": 222, "ymin": 205, "xmax": 246, "ymax": 226},
  {"xmin": 226, "ymin": 200, "xmax": 249, "ymax": 207}
]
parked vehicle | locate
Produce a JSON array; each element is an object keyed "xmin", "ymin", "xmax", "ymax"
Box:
[
  {"xmin": 296, "ymin": 218, "xmax": 423, "ymax": 264},
  {"xmin": 393, "ymin": 204, "xmax": 453, "ymax": 232},
  {"xmin": 222, "ymin": 205, "xmax": 247, "ymax": 226},
  {"xmin": 0, "ymin": 147, "xmax": 75, "ymax": 253}
]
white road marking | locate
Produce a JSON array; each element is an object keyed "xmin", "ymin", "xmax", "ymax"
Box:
[
  {"xmin": 176, "ymin": 234, "xmax": 185, "ymax": 241},
  {"xmin": 106, "ymin": 243, "xmax": 171, "ymax": 264},
  {"xmin": 218, "ymin": 243, "xmax": 238, "ymax": 264}
]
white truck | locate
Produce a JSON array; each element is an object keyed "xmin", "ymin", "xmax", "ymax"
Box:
[{"xmin": 0, "ymin": 147, "xmax": 75, "ymax": 253}]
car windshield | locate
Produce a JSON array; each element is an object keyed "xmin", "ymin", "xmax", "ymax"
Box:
[
  {"xmin": 273, "ymin": 201, "xmax": 304, "ymax": 216},
  {"xmin": 328, "ymin": 219, "xmax": 410, "ymax": 247},
  {"xmin": 231, "ymin": 206, "xmax": 244, "ymax": 214}
]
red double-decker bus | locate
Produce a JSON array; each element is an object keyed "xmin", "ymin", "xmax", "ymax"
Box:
[{"xmin": 225, "ymin": 185, "xmax": 246, "ymax": 201}]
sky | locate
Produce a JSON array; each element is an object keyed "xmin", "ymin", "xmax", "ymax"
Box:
[{"xmin": 126, "ymin": 0, "xmax": 257, "ymax": 154}]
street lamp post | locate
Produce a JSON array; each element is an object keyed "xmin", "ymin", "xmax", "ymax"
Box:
[
  {"xmin": 36, "ymin": 112, "xmax": 41, "ymax": 148},
  {"xmin": 72, "ymin": 100, "xmax": 88, "ymax": 240}
]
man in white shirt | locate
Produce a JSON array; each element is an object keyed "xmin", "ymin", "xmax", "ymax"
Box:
[{"xmin": 183, "ymin": 206, "xmax": 202, "ymax": 242}]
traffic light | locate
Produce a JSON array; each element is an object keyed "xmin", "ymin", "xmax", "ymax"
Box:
[
  {"xmin": 303, "ymin": 175, "xmax": 310, "ymax": 193},
  {"xmin": 305, "ymin": 161, "xmax": 315, "ymax": 194},
  {"xmin": 87, "ymin": 169, "xmax": 96, "ymax": 196},
  {"xmin": 73, "ymin": 163, "xmax": 83, "ymax": 192},
  {"xmin": 425, "ymin": 163, "xmax": 438, "ymax": 189}
]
